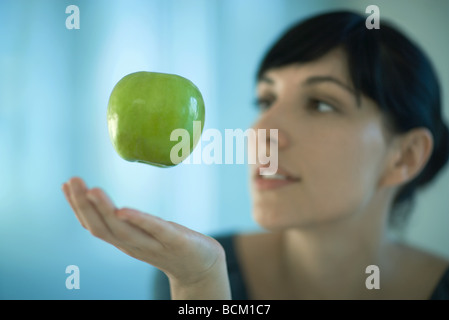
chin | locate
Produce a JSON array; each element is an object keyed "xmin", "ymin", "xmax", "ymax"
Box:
[{"xmin": 252, "ymin": 205, "xmax": 301, "ymax": 231}]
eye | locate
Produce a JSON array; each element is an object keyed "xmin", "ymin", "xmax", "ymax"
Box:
[
  {"xmin": 310, "ymin": 100, "xmax": 336, "ymax": 113},
  {"xmin": 254, "ymin": 97, "xmax": 274, "ymax": 112}
]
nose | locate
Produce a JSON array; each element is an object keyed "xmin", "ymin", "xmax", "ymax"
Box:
[{"xmin": 252, "ymin": 112, "xmax": 289, "ymax": 150}]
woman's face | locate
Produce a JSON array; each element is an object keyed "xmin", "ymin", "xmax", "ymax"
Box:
[{"xmin": 250, "ymin": 48, "xmax": 393, "ymax": 230}]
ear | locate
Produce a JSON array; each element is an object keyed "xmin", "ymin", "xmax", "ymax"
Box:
[{"xmin": 379, "ymin": 128, "xmax": 434, "ymax": 188}]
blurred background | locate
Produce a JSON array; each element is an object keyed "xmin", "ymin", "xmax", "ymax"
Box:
[{"xmin": 0, "ymin": 0, "xmax": 448, "ymax": 299}]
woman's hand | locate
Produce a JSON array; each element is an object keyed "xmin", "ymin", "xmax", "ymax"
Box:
[{"xmin": 61, "ymin": 177, "xmax": 231, "ymax": 300}]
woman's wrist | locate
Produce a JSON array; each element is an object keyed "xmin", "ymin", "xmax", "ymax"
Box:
[{"xmin": 168, "ymin": 250, "xmax": 231, "ymax": 300}]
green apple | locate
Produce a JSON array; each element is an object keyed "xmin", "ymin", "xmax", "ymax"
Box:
[{"xmin": 107, "ymin": 71, "xmax": 205, "ymax": 167}]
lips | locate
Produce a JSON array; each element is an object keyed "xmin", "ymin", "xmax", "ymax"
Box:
[{"xmin": 254, "ymin": 164, "xmax": 301, "ymax": 190}]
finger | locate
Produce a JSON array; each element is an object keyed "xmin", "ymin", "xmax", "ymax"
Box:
[
  {"xmin": 116, "ymin": 208, "xmax": 176, "ymax": 244},
  {"xmin": 86, "ymin": 189, "xmax": 159, "ymax": 246},
  {"xmin": 68, "ymin": 177, "xmax": 115, "ymax": 242},
  {"xmin": 86, "ymin": 187, "xmax": 116, "ymax": 217},
  {"xmin": 62, "ymin": 182, "xmax": 87, "ymax": 229}
]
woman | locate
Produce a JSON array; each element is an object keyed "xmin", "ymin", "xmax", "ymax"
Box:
[{"xmin": 62, "ymin": 11, "xmax": 449, "ymax": 299}]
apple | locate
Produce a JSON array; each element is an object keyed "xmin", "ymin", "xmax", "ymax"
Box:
[{"xmin": 107, "ymin": 71, "xmax": 205, "ymax": 167}]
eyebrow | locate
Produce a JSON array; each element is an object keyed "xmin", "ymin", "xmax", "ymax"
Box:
[
  {"xmin": 303, "ymin": 76, "xmax": 355, "ymax": 95},
  {"xmin": 259, "ymin": 75, "xmax": 360, "ymax": 105},
  {"xmin": 258, "ymin": 76, "xmax": 275, "ymax": 85}
]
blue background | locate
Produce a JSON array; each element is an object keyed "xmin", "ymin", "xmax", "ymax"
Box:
[{"xmin": 1, "ymin": 0, "xmax": 448, "ymax": 299}]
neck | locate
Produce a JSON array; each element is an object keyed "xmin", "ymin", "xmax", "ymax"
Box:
[{"xmin": 279, "ymin": 191, "xmax": 396, "ymax": 299}]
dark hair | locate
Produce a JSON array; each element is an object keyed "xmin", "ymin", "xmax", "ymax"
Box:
[{"xmin": 257, "ymin": 11, "xmax": 449, "ymax": 228}]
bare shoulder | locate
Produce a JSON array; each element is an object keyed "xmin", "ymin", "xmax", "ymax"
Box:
[
  {"xmin": 388, "ymin": 241, "xmax": 449, "ymax": 299},
  {"xmin": 393, "ymin": 242, "xmax": 449, "ymax": 270}
]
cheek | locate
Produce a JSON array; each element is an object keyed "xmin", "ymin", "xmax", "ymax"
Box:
[
  {"xmin": 300, "ymin": 121, "xmax": 388, "ymax": 217},
  {"xmin": 351, "ymin": 122, "xmax": 388, "ymax": 183}
]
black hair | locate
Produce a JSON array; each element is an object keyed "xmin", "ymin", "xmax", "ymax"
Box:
[{"xmin": 257, "ymin": 10, "xmax": 449, "ymax": 228}]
